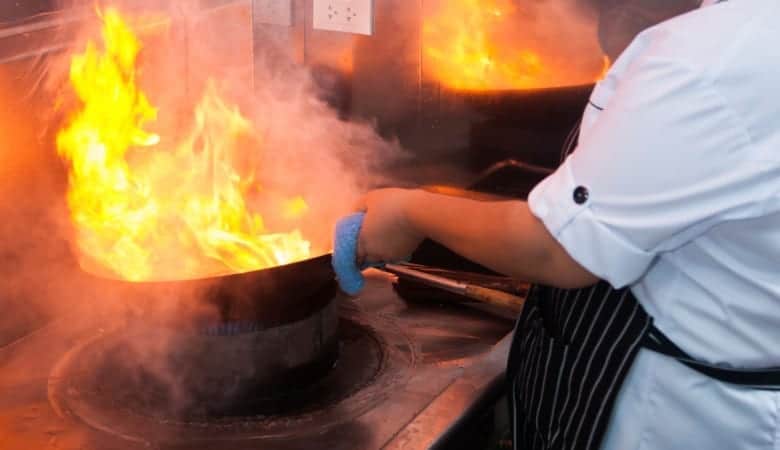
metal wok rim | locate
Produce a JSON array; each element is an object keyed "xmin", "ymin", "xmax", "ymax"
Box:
[{"xmin": 81, "ymin": 253, "xmax": 333, "ymax": 286}]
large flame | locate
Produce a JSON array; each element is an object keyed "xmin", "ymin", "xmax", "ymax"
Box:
[
  {"xmin": 57, "ymin": 8, "xmax": 311, "ymax": 281},
  {"xmin": 423, "ymin": 0, "xmax": 607, "ymax": 91}
]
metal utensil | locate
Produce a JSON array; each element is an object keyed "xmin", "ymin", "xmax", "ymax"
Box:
[{"xmin": 383, "ymin": 263, "xmax": 525, "ymax": 314}]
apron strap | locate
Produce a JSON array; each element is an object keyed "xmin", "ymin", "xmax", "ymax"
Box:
[{"xmin": 643, "ymin": 325, "xmax": 780, "ymax": 390}]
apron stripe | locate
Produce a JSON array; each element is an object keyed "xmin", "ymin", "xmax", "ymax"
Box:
[
  {"xmin": 556, "ymin": 285, "xmax": 611, "ymax": 430},
  {"xmin": 584, "ymin": 306, "xmax": 652, "ymax": 449},
  {"xmin": 568, "ymin": 292, "xmax": 633, "ymax": 446},
  {"xmin": 561, "ymin": 287, "xmax": 622, "ymax": 444},
  {"xmin": 529, "ymin": 332, "xmax": 546, "ymax": 423},
  {"xmin": 532, "ymin": 333, "xmax": 547, "ymax": 447},
  {"xmin": 535, "ymin": 343, "xmax": 555, "ymax": 432},
  {"xmin": 553, "ymin": 288, "xmax": 564, "ymax": 331},
  {"xmin": 522, "ymin": 332, "xmax": 541, "ymax": 416},
  {"xmin": 547, "ymin": 345, "xmax": 570, "ymax": 443},
  {"xmin": 560, "ymin": 289, "xmax": 580, "ymax": 338},
  {"xmin": 561, "ymin": 287, "xmax": 599, "ymax": 342},
  {"xmin": 571, "ymin": 295, "xmax": 638, "ymax": 446},
  {"xmin": 512, "ymin": 376, "xmax": 519, "ymax": 447}
]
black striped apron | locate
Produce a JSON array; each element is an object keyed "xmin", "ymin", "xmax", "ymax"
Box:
[
  {"xmin": 507, "ymin": 283, "xmax": 780, "ymax": 450},
  {"xmin": 507, "ymin": 282, "xmax": 651, "ymax": 450}
]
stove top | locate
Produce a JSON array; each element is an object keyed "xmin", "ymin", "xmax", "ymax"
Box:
[{"xmin": 0, "ymin": 271, "xmax": 516, "ymax": 450}]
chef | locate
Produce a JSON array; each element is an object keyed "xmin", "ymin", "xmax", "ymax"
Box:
[{"xmin": 335, "ymin": 0, "xmax": 780, "ymax": 449}]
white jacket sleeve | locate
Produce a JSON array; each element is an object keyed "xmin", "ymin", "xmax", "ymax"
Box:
[{"xmin": 529, "ymin": 46, "xmax": 765, "ymax": 288}]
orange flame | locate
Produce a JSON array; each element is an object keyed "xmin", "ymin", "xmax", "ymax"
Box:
[
  {"xmin": 57, "ymin": 8, "xmax": 311, "ymax": 281},
  {"xmin": 423, "ymin": 0, "xmax": 607, "ymax": 91}
]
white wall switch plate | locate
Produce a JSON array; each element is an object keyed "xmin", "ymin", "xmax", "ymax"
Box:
[
  {"xmin": 312, "ymin": 0, "xmax": 374, "ymax": 36},
  {"xmin": 254, "ymin": 0, "xmax": 293, "ymax": 26}
]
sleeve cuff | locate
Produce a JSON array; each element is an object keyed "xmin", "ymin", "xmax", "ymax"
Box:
[{"xmin": 528, "ymin": 162, "xmax": 655, "ymax": 288}]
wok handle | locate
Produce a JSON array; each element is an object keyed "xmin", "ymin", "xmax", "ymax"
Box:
[
  {"xmin": 463, "ymin": 284, "xmax": 525, "ymax": 314},
  {"xmin": 383, "ymin": 263, "xmax": 525, "ymax": 314}
]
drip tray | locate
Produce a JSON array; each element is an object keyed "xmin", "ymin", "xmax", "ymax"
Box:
[{"xmin": 49, "ymin": 307, "xmax": 417, "ymax": 444}]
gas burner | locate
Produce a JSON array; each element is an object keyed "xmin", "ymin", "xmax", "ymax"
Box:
[{"xmin": 48, "ymin": 302, "xmax": 417, "ymax": 445}]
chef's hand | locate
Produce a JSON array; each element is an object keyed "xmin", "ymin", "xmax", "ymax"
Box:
[{"xmin": 354, "ymin": 188, "xmax": 425, "ymax": 266}]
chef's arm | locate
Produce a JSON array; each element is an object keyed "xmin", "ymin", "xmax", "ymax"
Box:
[{"xmin": 358, "ymin": 189, "xmax": 600, "ymax": 289}]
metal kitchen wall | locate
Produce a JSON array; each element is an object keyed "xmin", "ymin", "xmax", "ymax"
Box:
[
  {"xmin": 251, "ymin": 0, "xmax": 701, "ymax": 169},
  {"xmin": 252, "ymin": 0, "xmax": 603, "ymax": 171}
]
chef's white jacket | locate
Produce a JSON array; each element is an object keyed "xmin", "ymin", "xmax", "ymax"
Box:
[{"xmin": 528, "ymin": 0, "xmax": 780, "ymax": 448}]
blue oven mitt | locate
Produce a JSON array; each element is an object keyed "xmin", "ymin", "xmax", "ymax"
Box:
[
  {"xmin": 333, "ymin": 212, "xmax": 411, "ymax": 295},
  {"xmin": 333, "ymin": 212, "xmax": 369, "ymax": 295}
]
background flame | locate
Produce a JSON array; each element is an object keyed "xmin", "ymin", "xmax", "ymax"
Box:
[
  {"xmin": 57, "ymin": 8, "xmax": 311, "ymax": 281},
  {"xmin": 423, "ymin": 0, "xmax": 606, "ymax": 91}
]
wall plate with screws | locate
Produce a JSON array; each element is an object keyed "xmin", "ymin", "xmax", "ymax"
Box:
[{"xmin": 312, "ymin": 0, "xmax": 374, "ymax": 36}]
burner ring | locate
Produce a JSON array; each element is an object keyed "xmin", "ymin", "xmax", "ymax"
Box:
[
  {"xmin": 48, "ymin": 302, "xmax": 417, "ymax": 445},
  {"xmin": 76, "ymin": 281, "xmax": 343, "ymax": 419}
]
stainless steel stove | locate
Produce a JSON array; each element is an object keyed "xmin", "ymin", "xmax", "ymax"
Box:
[{"xmin": 0, "ymin": 271, "xmax": 516, "ymax": 450}]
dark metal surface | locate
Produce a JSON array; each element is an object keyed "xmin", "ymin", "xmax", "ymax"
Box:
[
  {"xmin": 0, "ymin": 271, "xmax": 515, "ymax": 450},
  {"xmin": 89, "ymin": 254, "xmax": 335, "ymax": 330},
  {"xmin": 464, "ymin": 85, "xmax": 592, "ymax": 171}
]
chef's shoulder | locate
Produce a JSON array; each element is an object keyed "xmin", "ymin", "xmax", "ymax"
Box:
[
  {"xmin": 630, "ymin": 0, "xmax": 777, "ymax": 71},
  {"xmin": 620, "ymin": 0, "xmax": 780, "ymax": 158}
]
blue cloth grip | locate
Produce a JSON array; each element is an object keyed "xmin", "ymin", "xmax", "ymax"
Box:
[{"xmin": 333, "ymin": 212, "xmax": 368, "ymax": 295}]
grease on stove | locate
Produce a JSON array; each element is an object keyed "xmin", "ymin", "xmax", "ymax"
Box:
[
  {"xmin": 397, "ymin": 302, "xmax": 514, "ymax": 365},
  {"xmin": 355, "ymin": 272, "xmax": 515, "ymax": 367}
]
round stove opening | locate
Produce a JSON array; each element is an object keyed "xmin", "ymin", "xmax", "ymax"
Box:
[
  {"xmin": 71, "ymin": 281, "xmax": 342, "ymax": 419},
  {"xmin": 49, "ymin": 298, "xmax": 418, "ymax": 443}
]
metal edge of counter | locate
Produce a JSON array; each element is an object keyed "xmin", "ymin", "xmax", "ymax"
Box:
[{"xmin": 383, "ymin": 332, "xmax": 513, "ymax": 450}]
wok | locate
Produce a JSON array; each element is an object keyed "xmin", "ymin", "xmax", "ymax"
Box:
[
  {"xmin": 90, "ymin": 253, "xmax": 336, "ymax": 330},
  {"xmin": 82, "ymin": 254, "xmax": 339, "ymax": 416},
  {"xmin": 459, "ymin": 83, "xmax": 594, "ymax": 122}
]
